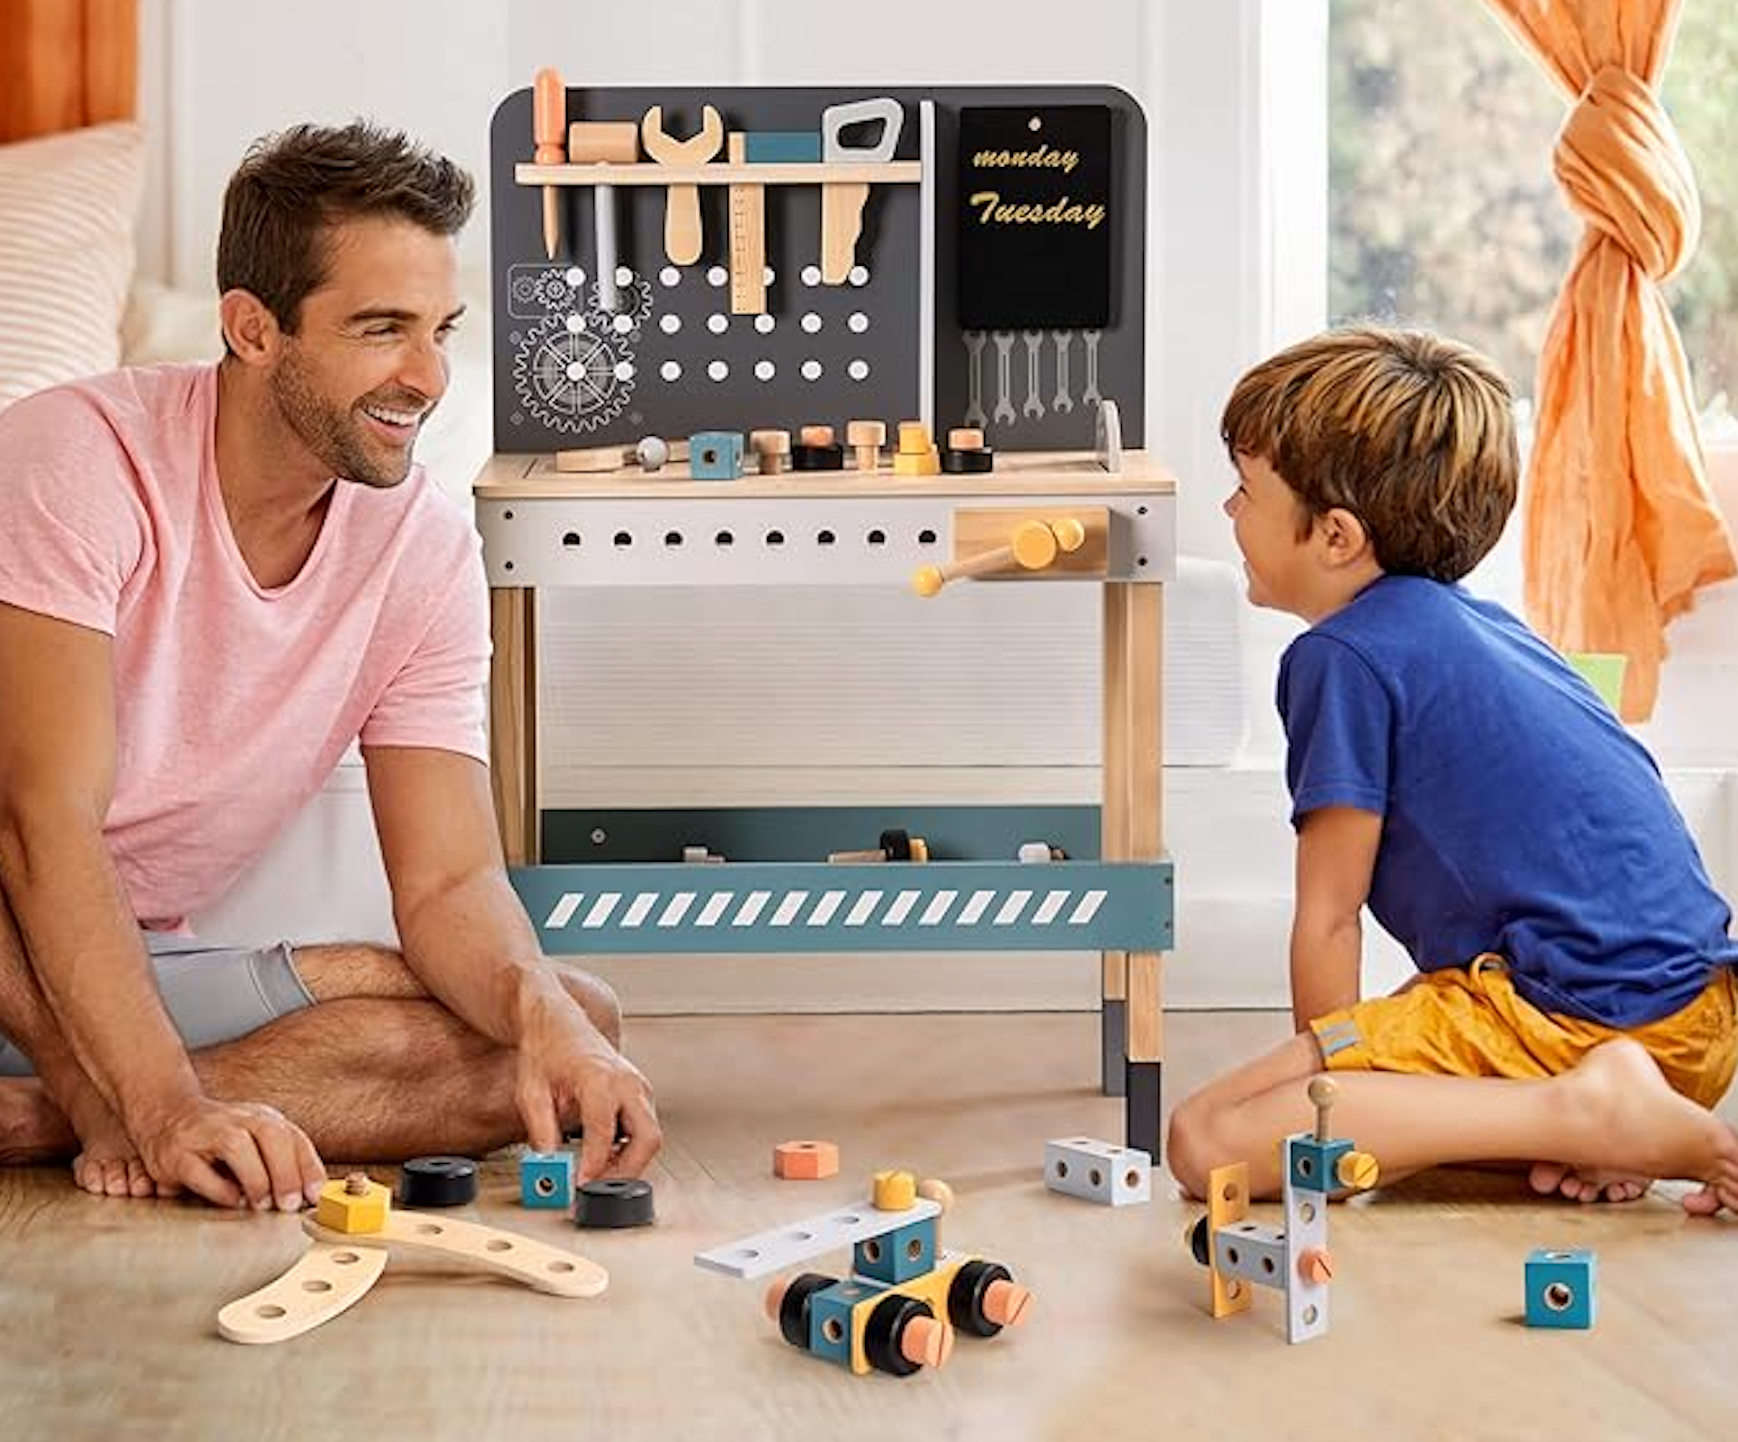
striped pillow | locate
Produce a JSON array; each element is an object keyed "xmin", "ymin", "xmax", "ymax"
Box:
[{"xmin": 0, "ymin": 123, "xmax": 146, "ymax": 412}]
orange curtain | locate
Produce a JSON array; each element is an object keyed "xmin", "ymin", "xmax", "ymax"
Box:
[
  {"xmin": 0, "ymin": 0, "xmax": 137, "ymax": 143},
  {"xmin": 1477, "ymin": 0, "xmax": 1735, "ymax": 721}
]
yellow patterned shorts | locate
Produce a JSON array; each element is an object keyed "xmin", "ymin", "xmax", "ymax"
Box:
[{"xmin": 1309, "ymin": 956, "xmax": 1738, "ymax": 1110}]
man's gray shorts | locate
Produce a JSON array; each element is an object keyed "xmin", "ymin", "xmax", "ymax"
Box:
[{"xmin": 0, "ymin": 932, "xmax": 317, "ymax": 1078}]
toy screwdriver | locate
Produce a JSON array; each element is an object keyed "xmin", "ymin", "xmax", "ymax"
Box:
[
  {"xmin": 533, "ymin": 67, "xmax": 566, "ymax": 260},
  {"xmin": 827, "ymin": 828, "xmax": 930, "ymax": 864}
]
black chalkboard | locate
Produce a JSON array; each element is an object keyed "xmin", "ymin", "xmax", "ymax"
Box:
[{"xmin": 955, "ymin": 105, "xmax": 1112, "ymax": 330}]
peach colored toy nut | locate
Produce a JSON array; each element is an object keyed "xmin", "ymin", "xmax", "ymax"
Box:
[
  {"xmin": 773, "ymin": 1140, "xmax": 840, "ymax": 1179},
  {"xmin": 982, "ymin": 1278, "xmax": 1033, "ymax": 1328},
  {"xmin": 799, "ymin": 424, "xmax": 836, "ymax": 447},
  {"xmin": 948, "ymin": 427, "xmax": 985, "ymax": 450},
  {"xmin": 900, "ymin": 1313, "xmax": 955, "ymax": 1369}
]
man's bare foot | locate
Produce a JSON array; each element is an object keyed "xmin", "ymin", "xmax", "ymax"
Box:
[
  {"xmin": 1558, "ymin": 1039, "xmax": 1738, "ymax": 1216},
  {"xmin": 64, "ymin": 1092, "xmax": 165, "ymax": 1199},
  {"xmin": 0, "ymin": 1077, "xmax": 75, "ymax": 1165},
  {"xmin": 1527, "ymin": 1160, "xmax": 1651, "ymax": 1204}
]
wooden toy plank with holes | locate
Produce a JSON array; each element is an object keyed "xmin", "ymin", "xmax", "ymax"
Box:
[{"xmin": 217, "ymin": 1172, "xmax": 607, "ymax": 1345}]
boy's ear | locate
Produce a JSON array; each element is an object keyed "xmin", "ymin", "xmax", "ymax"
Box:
[{"xmin": 1316, "ymin": 506, "xmax": 1374, "ymax": 567}]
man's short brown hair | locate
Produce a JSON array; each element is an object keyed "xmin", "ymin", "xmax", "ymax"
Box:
[
  {"xmin": 1220, "ymin": 327, "xmax": 1519, "ymax": 582},
  {"xmin": 216, "ymin": 121, "xmax": 475, "ymax": 336}
]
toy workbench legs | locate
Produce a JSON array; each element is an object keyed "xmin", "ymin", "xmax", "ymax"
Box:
[{"xmin": 1100, "ymin": 581, "xmax": 1164, "ymax": 1161}]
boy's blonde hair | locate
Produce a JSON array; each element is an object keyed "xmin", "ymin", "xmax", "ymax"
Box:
[{"xmin": 1220, "ymin": 327, "xmax": 1518, "ymax": 582}]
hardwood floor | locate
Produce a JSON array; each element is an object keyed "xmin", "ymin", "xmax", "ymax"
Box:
[{"xmin": 2, "ymin": 1010, "xmax": 1735, "ymax": 1441}]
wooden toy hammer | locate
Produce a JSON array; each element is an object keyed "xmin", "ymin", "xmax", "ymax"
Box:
[{"xmin": 828, "ymin": 828, "xmax": 930, "ymax": 864}]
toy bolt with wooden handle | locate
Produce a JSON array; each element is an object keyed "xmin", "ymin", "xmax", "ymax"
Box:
[
  {"xmin": 532, "ymin": 68, "xmax": 566, "ymax": 260},
  {"xmin": 1306, "ymin": 1076, "xmax": 1380, "ymax": 1189},
  {"xmin": 912, "ymin": 517, "xmax": 1087, "ymax": 597},
  {"xmin": 827, "ymin": 827, "xmax": 929, "ymax": 864}
]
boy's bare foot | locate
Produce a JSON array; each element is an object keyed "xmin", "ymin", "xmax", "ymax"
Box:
[
  {"xmin": 0, "ymin": 1077, "xmax": 75, "ymax": 1165},
  {"xmin": 1558, "ymin": 1039, "xmax": 1738, "ymax": 1216},
  {"xmin": 1527, "ymin": 1161, "xmax": 1651, "ymax": 1204}
]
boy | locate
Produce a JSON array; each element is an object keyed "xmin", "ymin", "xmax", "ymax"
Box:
[{"xmin": 1164, "ymin": 327, "xmax": 1738, "ymax": 1215}]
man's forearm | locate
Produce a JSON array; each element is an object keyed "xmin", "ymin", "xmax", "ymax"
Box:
[
  {"xmin": 0, "ymin": 808, "xmax": 202, "ymax": 1125},
  {"xmin": 392, "ymin": 866, "xmax": 593, "ymax": 1049}
]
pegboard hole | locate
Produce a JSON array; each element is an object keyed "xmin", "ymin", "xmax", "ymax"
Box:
[
  {"xmin": 613, "ymin": 531, "xmax": 633, "ymax": 548},
  {"xmin": 715, "ymin": 530, "xmax": 735, "ymax": 546},
  {"xmin": 867, "ymin": 529, "xmax": 886, "ymax": 547},
  {"xmin": 663, "ymin": 531, "xmax": 684, "ymax": 547},
  {"xmin": 817, "ymin": 530, "xmax": 836, "ymax": 546},
  {"xmin": 766, "ymin": 530, "xmax": 786, "ymax": 547},
  {"xmin": 562, "ymin": 531, "xmax": 581, "ymax": 548},
  {"xmin": 918, "ymin": 529, "xmax": 937, "ymax": 545}
]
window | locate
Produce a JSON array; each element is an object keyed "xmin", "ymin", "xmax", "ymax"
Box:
[{"xmin": 1327, "ymin": 0, "xmax": 1736, "ymax": 436}]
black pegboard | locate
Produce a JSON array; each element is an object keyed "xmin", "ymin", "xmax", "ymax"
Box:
[{"xmin": 488, "ymin": 84, "xmax": 1144, "ymax": 454}]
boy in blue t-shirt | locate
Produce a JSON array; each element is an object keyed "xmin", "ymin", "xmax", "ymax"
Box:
[{"xmin": 1165, "ymin": 326, "xmax": 1738, "ymax": 1215}]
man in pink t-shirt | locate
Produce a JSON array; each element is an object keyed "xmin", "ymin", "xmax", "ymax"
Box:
[{"xmin": 0, "ymin": 122, "xmax": 660, "ymax": 1209}]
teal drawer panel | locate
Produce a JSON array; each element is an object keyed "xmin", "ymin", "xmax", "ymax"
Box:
[{"xmin": 511, "ymin": 860, "xmax": 1173, "ymax": 954}]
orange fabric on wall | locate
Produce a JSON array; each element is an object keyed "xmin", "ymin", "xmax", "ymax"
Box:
[
  {"xmin": 1479, "ymin": 0, "xmax": 1735, "ymax": 721},
  {"xmin": 0, "ymin": 0, "xmax": 137, "ymax": 143}
]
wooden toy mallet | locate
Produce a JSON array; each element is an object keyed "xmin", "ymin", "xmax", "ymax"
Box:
[{"xmin": 912, "ymin": 517, "xmax": 1087, "ymax": 597}]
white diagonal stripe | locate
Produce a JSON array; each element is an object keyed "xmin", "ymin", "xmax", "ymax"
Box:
[
  {"xmin": 919, "ymin": 891, "xmax": 958, "ymax": 925},
  {"xmin": 1032, "ymin": 890, "xmax": 1070, "ymax": 924},
  {"xmin": 582, "ymin": 893, "xmax": 622, "ymax": 928},
  {"xmin": 622, "ymin": 893, "xmax": 658, "ymax": 928},
  {"xmin": 807, "ymin": 891, "xmax": 846, "ymax": 925},
  {"xmin": 544, "ymin": 893, "xmax": 584, "ymax": 929},
  {"xmin": 882, "ymin": 890, "xmax": 921, "ymax": 925},
  {"xmin": 958, "ymin": 890, "xmax": 995, "ymax": 925},
  {"xmin": 845, "ymin": 891, "xmax": 883, "ymax": 926},
  {"xmin": 771, "ymin": 891, "xmax": 809, "ymax": 926},
  {"xmin": 1070, "ymin": 889, "xmax": 1108, "ymax": 924},
  {"xmin": 658, "ymin": 892, "xmax": 696, "ymax": 926},
  {"xmin": 733, "ymin": 891, "xmax": 772, "ymax": 926},
  {"xmin": 697, "ymin": 893, "xmax": 734, "ymax": 926},
  {"xmin": 993, "ymin": 890, "xmax": 1032, "ymax": 924}
]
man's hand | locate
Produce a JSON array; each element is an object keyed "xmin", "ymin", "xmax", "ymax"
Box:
[
  {"xmin": 514, "ymin": 1004, "xmax": 661, "ymax": 1181},
  {"xmin": 132, "ymin": 1095, "xmax": 326, "ymax": 1211}
]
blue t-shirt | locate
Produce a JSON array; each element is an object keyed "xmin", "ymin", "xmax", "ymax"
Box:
[{"xmin": 1279, "ymin": 574, "xmax": 1737, "ymax": 1027}]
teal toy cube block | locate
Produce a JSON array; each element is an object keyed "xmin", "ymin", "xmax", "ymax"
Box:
[
  {"xmin": 809, "ymin": 1278, "xmax": 883, "ymax": 1368},
  {"xmin": 853, "ymin": 1216, "xmax": 937, "ymax": 1285},
  {"xmin": 1287, "ymin": 1135, "xmax": 1352, "ymax": 1194},
  {"xmin": 689, "ymin": 431, "xmax": 744, "ymax": 480},
  {"xmin": 1525, "ymin": 1247, "xmax": 1596, "ymax": 1329},
  {"xmin": 520, "ymin": 1150, "xmax": 575, "ymax": 1208}
]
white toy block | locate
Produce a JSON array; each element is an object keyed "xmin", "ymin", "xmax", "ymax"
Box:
[
  {"xmin": 694, "ymin": 1195, "xmax": 943, "ymax": 1280},
  {"xmin": 1044, "ymin": 1137, "xmax": 1152, "ymax": 1206}
]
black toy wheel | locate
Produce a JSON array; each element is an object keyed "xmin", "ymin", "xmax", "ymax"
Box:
[
  {"xmin": 775, "ymin": 1272, "xmax": 837, "ymax": 1350},
  {"xmin": 1187, "ymin": 1215, "xmax": 1212, "ymax": 1267},
  {"xmin": 398, "ymin": 1155, "xmax": 479, "ymax": 1208},
  {"xmin": 948, "ymin": 1259, "xmax": 1018, "ymax": 1338},
  {"xmin": 864, "ymin": 1295, "xmax": 938, "ymax": 1376}
]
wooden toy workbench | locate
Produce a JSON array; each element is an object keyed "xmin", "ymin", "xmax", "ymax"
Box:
[
  {"xmin": 478, "ymin": 80, "xmax": 1172, "ymax": 1155},
  {"xmin": 473, "ymin": 449, "xmax": 1176, "ymax": 1157}
]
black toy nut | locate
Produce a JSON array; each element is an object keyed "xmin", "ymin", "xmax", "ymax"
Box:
[
  {"xmin": 573, "ymin": 1177, "xmax": 656, "ymax": 1229},
  {"xmin": 399, "ymin": 1155, "xmax": 480, "ymax": 1208}
]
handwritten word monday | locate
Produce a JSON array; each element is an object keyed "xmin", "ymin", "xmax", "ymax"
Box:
[{"xmin": 967, "ymin": 191, "xmax": 1107, "ymax": 229}]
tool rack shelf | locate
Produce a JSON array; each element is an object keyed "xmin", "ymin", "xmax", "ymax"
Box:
[
  {"xmin": 475, "ymin": 449, "xmax": 1176, "ymax": 1158},
  {"xmin": 515, "ymin": 162, "xmax": 923, "ymax": 187}
]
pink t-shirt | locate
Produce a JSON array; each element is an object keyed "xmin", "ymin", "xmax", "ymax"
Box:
[{"xmin": 0, "ymin": 363, "xmax": 490, "ymax": 927}]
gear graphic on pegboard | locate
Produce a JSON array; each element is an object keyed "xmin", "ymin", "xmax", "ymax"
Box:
[
  {"xmin": 597, "ymin": 272, "xmax": 654, "ymax": 331},
  {"xmin": 511, "ymin": 310, "xmax": 635, "ymax": 435}
]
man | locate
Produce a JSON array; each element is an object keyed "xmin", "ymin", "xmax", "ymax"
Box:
[{"xmin": 0, "ymin": 122, "xmax": 660, "ymax": 1209}]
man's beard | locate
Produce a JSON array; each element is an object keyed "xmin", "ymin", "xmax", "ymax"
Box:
[{"xmin": 269, "ymin": 346, "xmax": 424, "ymax": 489}]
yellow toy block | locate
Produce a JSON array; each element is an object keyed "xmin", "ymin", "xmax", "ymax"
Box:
[{"xmin": 315, "ymin": 1172, "xmax": 392, "ymax": 1234}]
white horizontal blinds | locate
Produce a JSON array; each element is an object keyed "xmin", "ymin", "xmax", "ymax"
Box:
[{"xmin": 0, "ymin": 124, "xmax": 145, "ymax": 410}]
